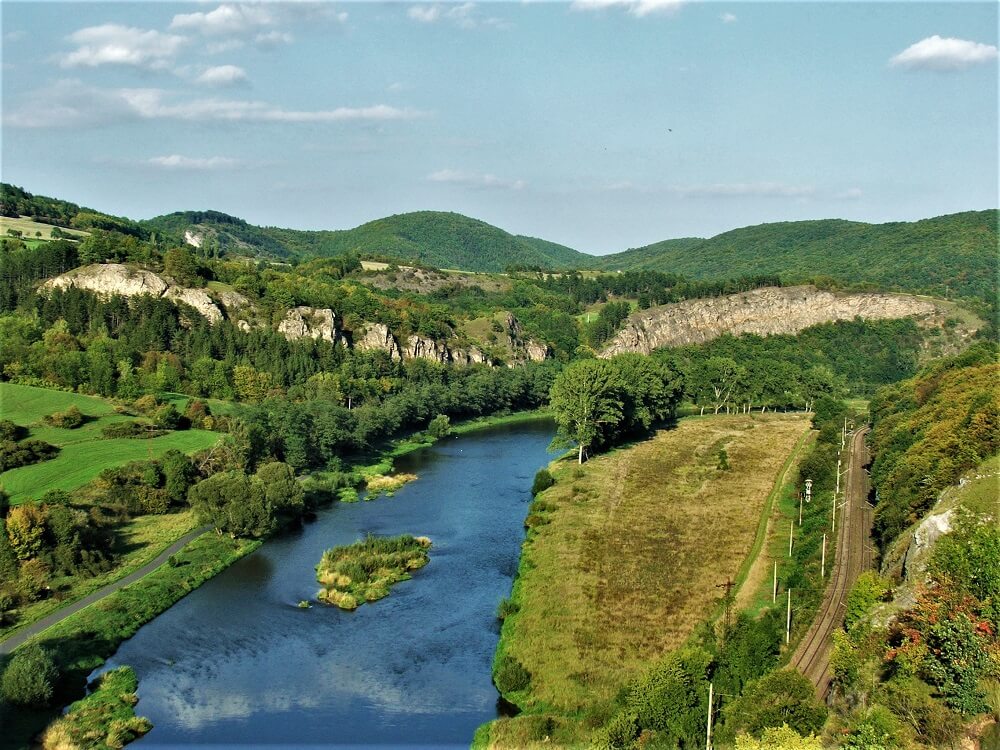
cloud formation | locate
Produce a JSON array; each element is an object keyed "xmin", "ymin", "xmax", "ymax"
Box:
[
  {"xmin": 196, "ymin": 65, "xmax": 249, "ymax": 87},
  {"xmin": 428, "ymin": 169, "xmax": 525, "ymax": 190},
  {"xmin": 720, "ymin": 12, "xmax": 737, "ymax": 23},
  {"xmin": 170, "ymin": 4, "xmax": 276, "ymax": 35},
  {"xmin": 571, "ymin": 0, "xmax": 684, "ymax": 18},
  {"xmin": 890, "ymin": 35, "xmax": 998, "ymax": 71},
  {"xmin": 148, "ymin": 154, "xmax": 242, "ymax": 170},
  {"xmin": 4, "ymin": 82, "xmax": 424, "ymax": 128},
  {"xmin": 60, "ymin": 24, "xmax": 186, "ymax": 70},
  {"xmin": 407, "ymin": 3, "xmax": 509, "ymax": 29}
]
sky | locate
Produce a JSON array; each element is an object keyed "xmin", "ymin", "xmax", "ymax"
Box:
[{"xmin": 1, "ymin": 1, "xmax": 997, "ymax": 254}]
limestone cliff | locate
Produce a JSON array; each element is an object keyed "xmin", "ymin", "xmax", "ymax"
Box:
[
  {"xmin": 600, "ymin": 286, "xmax": 941, "ymax": 357},
  {"xmin": 41, "ymin": 264, "xmax": 224, "ymax": 324},
  {"xmin": 278, "ymin": 307, "xmax": 340, "ymax": 344}
]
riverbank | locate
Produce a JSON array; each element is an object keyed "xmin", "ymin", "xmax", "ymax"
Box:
[
  {"xmin": 0, "ymin": 533, "xmax": 259, "ymax": 750},
  {"xmin": 477, "ymin": 413, "xmax": 812, "ymax": 747}
]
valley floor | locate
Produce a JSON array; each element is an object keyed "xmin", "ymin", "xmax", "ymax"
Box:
[{"xmin": 484, "ymin": 412, "xmax": 812, "ymax": 746}]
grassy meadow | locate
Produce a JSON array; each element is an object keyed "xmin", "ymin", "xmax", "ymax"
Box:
[
  {"xmin": 494, "ymin": 413, "xmax": 812, "ymax": 718},
  {"xmin": 0, "ymin": 383, "xmax": 219, "ymax": 503},
  {"xmin": 0, "ymin": 215, "xmax": 88, "ymax": 242}
]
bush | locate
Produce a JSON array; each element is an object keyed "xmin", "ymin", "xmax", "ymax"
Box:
[
  {"xmin": 44, "ymin": 405, "xmax": 85, "ymax": 428},
  {"xmin": 0, "ymin": 438, "xmax": 59, "ymax": 471},
  {"xmin": 531, "ymin": 468, "xmax": 555, "ymax": 496},
  {"xmin": 101, "ymin": 421, "xmax": 165, "ymax": 439},
  {"xmin": 718, "ymin": 448, "xmax": 730, "ymax": 470},
  {"xmin": 845, "ymin": 572, "xmax": 889, "ymax": 630},
  {"xmin": 1, "ymin": 643, "xmax": 59, "ymax": 707},
  {"xmin": 592, "ymin": 711, "xmax": 639, "ymax": 750},
  {"xmin": 493, "ymin": 654, "xmax": 531, "ymax": 693},
  {"xmin": 626, "ymin": 646, "xmax": 711, "ymax": 744},
  {"xmin": 428, "ymin": 414, "xmax": 451, "ymax": 438},
  {"xmin": 0, "ymin": 419, "xmax": 25, "ymax": 441},
  {"xmin": 723, "ymin": 670, "xmax": 827, "ymax": 740},
  {"xmin": 496, "ymin": 597, "xmax": 520, "ymax": 621}
]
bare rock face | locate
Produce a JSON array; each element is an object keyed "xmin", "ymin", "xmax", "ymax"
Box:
[
  {"xmin": 600, "ymin": 286, "xmax": 939, "ymax": 357},
  {"xmin": 524, "ymin": 341, "xmax": 550, "ymax": 362},
  {"xmin": 43, "ymin": 263, "xmax": 169, "ymax": 298},
  {"xmin": 500, "ymin": 312, "xmax": 550, "ymax": 365},
  {"xmin": 278, "ymin": 307, "xmax": 339, "ymax": 344},
  {"xmin": 452, "ymin": 346, "xmax": 493, "ymax": 366},
  {"xmin": 405, "ymin": 335, "xmax": 451, "ymax": 363},
  {"xmin": 354, "ymin": 323, "xmax": 403, "ymax": 361},
  {"xmin": 41, "ymin": 264, "xmax": 225, "ymax": 324},
  {"xmin": 164, "ymin": 287, "xmax": 223, "ymax": 324}
]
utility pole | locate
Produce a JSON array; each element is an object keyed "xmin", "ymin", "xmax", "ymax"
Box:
[
  {"xmin": 835, "ymin": 458, "xmax": 842, "ymax": 498},
  {"xmin": 832, "ymin": 485, "xmax": 837, "ymax": 536},
  {"xmin": 821, "ymin": 533, "xmax": 827, "ymax": 578},
  {"xmin": 786, "ymin": 589, "xmax": 792, "ymax": 644},
  {"xmin": 798, "ymin": 491, "xmax": 803, "ymax": 526},
  {"xmin": 706, "ymin": 682, "xmax": 714, "ymax": 750},
  {"xmin": 716, "ymin": 578, "xmax": 735, "ymax": 633},
  {"xmin": 788, "ymin": 520, "xmax": 794, "ymax": 557},
  {"xmin": 772, "ymin": 561, "xmax": 777, "ymax": 603}
]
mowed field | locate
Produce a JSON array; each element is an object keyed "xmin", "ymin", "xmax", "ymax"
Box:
[
  {"xmin": 0, "ymin": 215, "xmax": 88, "ymax": 242},
  {"xmin": 0, "ymin": 383, "xmax": 218, "ymax": 503},
  {"xmin": 502, "ymin": 413, "xmax": 812, "ymax": 713}
]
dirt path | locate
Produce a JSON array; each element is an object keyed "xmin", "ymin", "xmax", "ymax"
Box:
[
  {"xmin": 789, "ymin": 428, "xmax": 873, "ymax": 697},
  {"xmin": 0, "ymin": 526, "xmax": 210, "ymax": 656}
]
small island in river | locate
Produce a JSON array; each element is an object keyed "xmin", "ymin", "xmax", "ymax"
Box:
[{"xmin": 316, "ymin": 534, "xmax": 432, "ymax": 610}]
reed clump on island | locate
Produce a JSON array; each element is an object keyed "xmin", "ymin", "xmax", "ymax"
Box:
[{"xmin": 315, "ymin": 534, "xmax": 432, "ymax": 610}]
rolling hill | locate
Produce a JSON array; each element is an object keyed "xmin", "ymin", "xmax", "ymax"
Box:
[
  {"xmin": 592, "ymin": 211, "xmax": 998, "ymax": 304},
  {"xmin": 142, "ymin": 210, "xmax": 594, "ymax": 272}
]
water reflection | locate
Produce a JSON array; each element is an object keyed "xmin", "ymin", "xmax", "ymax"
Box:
[{"xmin": 99, "ymin": 421, "xmax": 554, "ymax": 748}]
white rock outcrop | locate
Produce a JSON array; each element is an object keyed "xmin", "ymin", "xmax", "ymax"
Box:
[
  {"xmin": 278, "ymin": 307, "xmax": 339, "ymax": 343},
  {"xmin": 41, "ymin": 264, "xmax": 225, "ymax": 324},
  {"xmin": 600, "ymin": 286, "xmax": 939, "ymax": 356},
  {"xmin": 353, "ymin": 323, "xmax": 403, "ymax": 361}
]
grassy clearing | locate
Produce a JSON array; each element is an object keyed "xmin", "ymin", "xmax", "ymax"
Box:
[
  {"xmin": 0, "ymin": 383, "xmax": 218, "ymax": 503},
  {"xmin": 316, "ymin": 534, "xmax": 431, "ymax": 610},
  {"xmin": 39, "ymin": 666, "xmax": 151, "ymax": 750},
  {"xmin": 0, "ymin": 216, "xmax": 87, "ymax": 241},
  {"xmin": 0, "ymin": 511, "xmax": 199, "ymax": 641},
  {"xmin": 0, "ymin": 533, "xmax": 259, "ymax": 750},
  {"xmin": 495, "ymin": 413, "xmax": 811, "ymax": 716},
  {"xmin": 364, "ymin": 473, "xmax": 417, "ymax": 497}
]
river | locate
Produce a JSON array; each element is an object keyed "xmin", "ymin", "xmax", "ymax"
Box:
[{"xmin": 98, "ymin": 420, "xmax": 555, "ymax": 749}]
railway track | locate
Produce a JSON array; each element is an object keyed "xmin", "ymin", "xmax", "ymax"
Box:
[{"xmin": 788, "ymin": 427, "xmax": 873, "ymax": 698}]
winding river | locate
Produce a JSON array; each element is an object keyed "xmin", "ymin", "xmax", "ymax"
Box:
[{"xmin": 98, "ymin": 420, "xmax": 555, "ymax": 749}]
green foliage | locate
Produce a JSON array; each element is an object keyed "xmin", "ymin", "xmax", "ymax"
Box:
[
  {"xmin": 316, "ymin": 534, "xmax": 430, "ymax": 609},
  {"xmin": 493, "ymin": 653, "xmax": 531, "ymax": 693},
  {"xmin": 734, "ymin": 725, "xmax": 822, "ymax": 750},
  {"xmin": 722, "ymin": 670, "xmax": 827, "ymax": 740},
  {"xmin": 1, "ymin": 643, "xmax": 59, "ymax": 707},
  {"xmin": 496, "ymin": 597, "xmax": 520, "ymax": 621},
  {"xmin": 427, "ymin": 414, "xmax": 451, "ymax": 438},
  {"xmin": 625, "ymin": 646, "xmax": 711, "ymax": 745},
  {"xmin": 43, "ymin": 405, "xmax": 84, "ymax": 429},
  {"xmin": 590, "ymin": 711, "xmax": 639, "ymax": 750},
  {"xmin": 717, "ymin": 448, "xmax": 730, "ymax": 470},
  {"xmin": 841, "ymin": 705, "xmax": 904, "ymax": 750},
  {"xmin": 0, "ymin": 437, "xmax": 59, "ymax": 471},
  {"xmin": 845, "ymin": 572, "xmax": 890, "ymax": 630},
  {"xmin": 930, "ymin": 521, "xmax": 1000, "ymax": 604},
  {"xmin": 590, "ymin": 210, "xmax": 999, "ymax": 309},
  {"xmin": 531, "ymin": 468, "xmax": 555, "ymax": 496},
  {"xmin": 869, "ymin": 343, "xmax": 998, "ymax": 548}
]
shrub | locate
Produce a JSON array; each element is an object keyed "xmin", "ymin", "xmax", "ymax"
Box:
[
  {"xmin": 0, "ymin": 420, "xmax": 26, "ymax": 442},
  {"xmin": 44, "ymin": 405, "xmax": 85, "ymax": 429},
  {"xmin": 0, "ymin": 438, "xmax": 59, "ymax": 471},
  {"xmin": 531, "ymin": 468, "xmax": 555, "ymax": 496},
  {"xmin": 101, "ymin": 421, "xmax": 165, "ymax": 439},
  {"xmin": 723, "ymin": 670, "xmax": 827, "ymax": 739},
  {"xmin": 496, "ymin": 597, "xmax": 520, "ymax": 621},
  {"xmin": 591, "ymin": 711, "xmax": 639, "ymax": 750},
  {"xmin": 493, "ymin": 654, "xmax": 531, "ymax": 693},
  {"xmin": 626, "ymin": 646, "xmax": 711, "ymax": 744},
  {"xmin": 1, "ymin": 643, "xmax": 59, "ymax": 706},
  {"xmin": 428, "ymin": 414, "xmax": 451, "ymax": 438},
  {"xmin": 131, "ymin": 394, "xmax": 160, "ymax": 415},
  {"xmin": 841, "ymin": 705, "xmax": 904, "ymax": 750},
  {"xmin": 845, "ymin": 572, "xmax": 889, "ymax": 630},
  {"xmin": 718, "ymin": 448, "xmax": 730, "ymax": 470}
]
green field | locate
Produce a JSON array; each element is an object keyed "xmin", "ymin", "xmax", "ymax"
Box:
[
  {"xmin": 0, "ymin": 383, "xmax": 219, "ymax": 503},
  {"xmin": 0, "ymin": 215, "xmax": 87, "ymax": 242}
]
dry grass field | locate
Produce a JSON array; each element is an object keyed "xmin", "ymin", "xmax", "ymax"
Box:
[{"xmin": 501, "ymin": 412, "xmax": 812, "ymax": 714}]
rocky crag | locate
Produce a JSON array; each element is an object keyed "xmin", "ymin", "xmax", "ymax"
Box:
[
  {"xmin": 40, "ymin": 264, "xmax": 548, "ymax": 366},
  {"xmin": 599, "ymin": 285, "xmax": 962, "ymax": 357}
]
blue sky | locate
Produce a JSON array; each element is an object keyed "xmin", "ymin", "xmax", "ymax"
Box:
[{"xmin": 2, "ymin": 1, "xmax": 997, "ymax": 253}]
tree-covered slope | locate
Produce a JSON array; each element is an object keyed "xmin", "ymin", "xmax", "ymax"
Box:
[
  {"xmin": 589, "ymin": 237, "xmax": 705, "ymax": 272},
  {"xmin": 593, "ymin": 211, "xmax": 998, "ymax": 304},
  {"xmin": 143, "ymin": 210, "xmax": 593, "ymax": 272}
]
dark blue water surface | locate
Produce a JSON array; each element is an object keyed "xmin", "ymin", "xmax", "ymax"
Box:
[{"xmin": 98, "ymin": 421, "xmax": 554, "ymax": 749}]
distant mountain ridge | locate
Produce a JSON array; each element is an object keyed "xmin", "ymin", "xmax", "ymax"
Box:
[{"xmin": 142, "ymin": 209, "xmax": 593, "ymax": 272}]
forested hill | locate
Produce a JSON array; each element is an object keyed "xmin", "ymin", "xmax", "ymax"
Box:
[
  {"xmin": 143, "ymin": 209, "xmax": 593, "ymax": 272},
  {"xmin": 592, "ymin": 211, "xmax": 999, "ymax": 305}
]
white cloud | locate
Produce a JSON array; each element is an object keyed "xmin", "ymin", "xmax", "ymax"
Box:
[
  {"xmin": 890, "ymin": 35, "xmax": 998, "ymax": 71},
  {"xmin": 148, "ymin": 154, "xmax": 242, "ymax": 170},
  {"xmin": 407, "ymin": 3, "xmax": 509, "ymax": 29},
  {"xmin": 170, "ymin": 4, "xmax": 276, "ymax": 35},
  {"xmin": 4, "ymin": 30, "xmax": 27, "ymax": 42},
  {"xmin": 672, "ymin": 182, "xmax": 815, "ymax": 199},
  {"xmin": 720, "ymin": 12, "xmax": 737, "ymax": 23},
  {"xmin": 60, "ymin": 24, "xmax": 187, "ymax": 70},
  {"xmin": 428, "ymin": 169, "xmax": 525, "ymax": 190},
  {"xmin": 4, "ymin": 81, "xmax": 426, "ymax": 128},
  {"xmin": 571, "ymin": 0, "xmax": 684, "ymax": 18},
  {"xmin": 255, "ymin": 30, "xmax": 294, "ymax": 47},
  {"xmin": 196, "ymin": 65, "xmax": 249, "ymax": 87}
]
